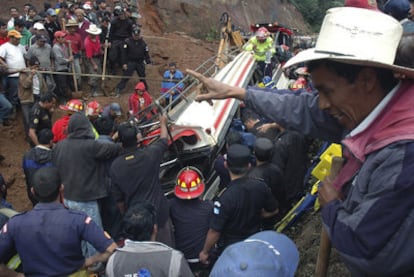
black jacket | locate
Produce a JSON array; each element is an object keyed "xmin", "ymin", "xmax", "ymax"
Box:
[
  {"xmin": 22, "ymin": 146, "xmax": 53, "ymax": 205},
  {"xmin": 121, "ymin": 37, "xmax": 151, "ymax": 65},
  {"xmin": 53, "ymin": 113, "xmax": 121, "ymax": 201}
]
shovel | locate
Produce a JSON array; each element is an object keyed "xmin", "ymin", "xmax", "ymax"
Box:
[
  {"xmin": 101, "ymin": 38, "xmax": 109, "ymax": 96},
  {"xmin": 67, "ymin": 40, "xmax": 84, "ymax": 99}
]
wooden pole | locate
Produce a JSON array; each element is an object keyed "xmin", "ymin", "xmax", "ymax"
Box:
[{"xmin": 315, "ymin": 156, "xmax": 345, "ymax": 277}]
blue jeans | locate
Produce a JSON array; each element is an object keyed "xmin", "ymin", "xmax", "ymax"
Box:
[
  {"xmin": 0, "ymin": 93, "xmax": 12, "ymax": 123},
  {"xmin": 21, "ymin": 103, "xmax": 33, "ymax": 136},
  {"xmin": 63, "ymin": 199, "xmax": 103, "ymax": 258},
  {"xmin": 3, "ymin": 77, "xmax": 19, "ymax": 107}
]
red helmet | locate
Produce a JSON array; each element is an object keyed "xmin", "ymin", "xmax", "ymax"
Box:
[
  {"xmin": 175, "ymin": 166, "xmax": 205, "ymax": 199},
  {"xmin": 86, "ymin": 100, "xmax": 102, "ymax": 116},
  {"xmin": 59, "ymin": 99, "xmax": 83, "ymax": 113}
]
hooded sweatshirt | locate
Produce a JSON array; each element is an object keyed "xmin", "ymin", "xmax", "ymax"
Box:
[
  {"xmin": 22, "ymin": 145, "xmax": 53, "ymax": 204},
  {"xmin": 53, "ymin": 113, "xmax": 121, "ymax": 201}
]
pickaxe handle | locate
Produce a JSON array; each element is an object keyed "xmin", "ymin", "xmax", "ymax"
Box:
[{"xmin": 315, "ymin": 156, "xmax": 345, "ymax": 277}]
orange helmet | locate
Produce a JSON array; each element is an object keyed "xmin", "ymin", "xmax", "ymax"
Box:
[
  {"xmin": 175, "ymin": 166, "xmax": 205, "ymax": 199},
  {"xmin": 59, "ymin": 99, "xmax": 83, "ymax": 113},
  {"xmin": 86, "ymin": 100, "xmax": 102, "ymax": 116}
]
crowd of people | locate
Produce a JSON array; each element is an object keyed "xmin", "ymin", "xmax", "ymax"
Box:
[
  {"xmin": 1, "ymin": 0, "xmax": 414, "ymax": 276},
  {"xmin": 0, "ymin": 0, "xmax": 187, "ymax": 132}
]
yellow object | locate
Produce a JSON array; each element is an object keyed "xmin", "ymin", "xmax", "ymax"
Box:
[
  {"xmin": 6, "ymin": 255, "xmax": 21, "ymax": 270},
  {"xmin": 274, "ymin": 196, "xmax": 306, "ymax": 232},
  {"xmin": 69, "ymin": 269, "xmax": 90, "ymax": 277},
  {"xmin": 311, "ymin": 143, "xmax": 342, "ymax": 181}
]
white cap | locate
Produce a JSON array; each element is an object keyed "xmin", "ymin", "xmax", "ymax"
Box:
[
  {"xmin": 83, "ymin": 3, "xmax": 92, "ymax": 10},
  {"xmin": 33, "ymin": 22, "xmax": 45, "ymax": 30}
]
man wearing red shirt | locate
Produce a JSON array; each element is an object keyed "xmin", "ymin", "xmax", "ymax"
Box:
[
  {"xmin": 65, "ymin": 19, "xmax": 83, "ymax": 88},
  {"xmin": 128, "ymin": 81, "xmax": 155, "ymax": 121},
  {"xmin": 84, "ymin": 24, "xmax": 102, "ymax": 97},
  {"xmin": 0, "ymin": 22, "xmax": 9, "ymax": 46}
]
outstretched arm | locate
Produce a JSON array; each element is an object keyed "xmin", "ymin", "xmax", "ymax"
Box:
[{"xmin": 186, "ymin": 69, "xmax": 246, "ymax": 102}]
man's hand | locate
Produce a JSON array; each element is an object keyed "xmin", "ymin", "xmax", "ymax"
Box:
[
  {"xmin": 199, "ymin": 250, "xmax": 209, "ymax": 265},
  {"xmin": 186, "ymin": 69, "xmax": 246, "ymax": 102},
  {"xmin": 318, "ymin": 179, "xmax": 339, "ymax": 207},
  {"xmin": 318, "ymin": 157, "xmax": 345, "ymax": 207},
  {"xmin": 159, "ymin": 114, "xmax": 168, "ymax": 127}
]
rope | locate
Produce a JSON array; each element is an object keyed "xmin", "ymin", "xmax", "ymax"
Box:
[{"xmin": 6, "ymin": 67, "xmax": 168, "ymax": 81}]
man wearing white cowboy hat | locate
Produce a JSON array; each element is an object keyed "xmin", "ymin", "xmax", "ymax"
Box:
[
  {"xmin": 187, "ymin": 7, "xmax": 414, "ymax": 276},
  {"xmin": 84, "ymin": 24, "xmax": 102, "ymax": 97}
]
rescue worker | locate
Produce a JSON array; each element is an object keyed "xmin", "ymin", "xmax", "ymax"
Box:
[
  {"xmin": 0, "ymin": 167, "xmax": 117, "ymax": 276},
  {"xmin": 85, "ymin": 100, "xmax": 103, "ymax": 139},
  {"xmin": 28, "ymin": 93, "xmax": 57, "ymax": 147},
  {"xmin": 248, "ymin": 137, "xmax": 286, "ymax": 225},
  {"xmin": 289, "ymin": 66, "xmax": 311, "ymax": 92},
  {"xmin": 199, "ymin": 144, "xmax": 278, "ymax": 264},
  {"xmin": 114, "ymin": 27, "xmax": 151, "ymax": 97},
  {"xmin": 52, "ymin": 98, "xmax": 84, "ymax": 143},
  {"xmin": 170, "ymin": 167, "xmax": 213, "ymax": 273},
  {"xmin": 243, "ymin": 27, "xmax": 275, "ymax": 78},
  {"xmin": 108, "ymin": 6, "xmax": 134, "ymax": 74},
  {"xmin": 110, "ymin": 114, "xmax": 174, "ymax": 247}
]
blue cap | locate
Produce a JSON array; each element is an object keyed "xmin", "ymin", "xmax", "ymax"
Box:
[
  {"xmin": 110, "ymin": 102, "xmax": 121, "ymax": 116},
  {"xmin": 210, "ymin": 231, "xmax": 299, "ymax": 277},
  {"xmin": 226, "ymin": 144, "xmax": 251, "ymax": 167},
  {"xmin": 383, "ymin": 0, "xmax": 410, "ymax": 21},
  {"xmin": 46, "ymin": 8, "xmax": 57, "ymax": 16}
]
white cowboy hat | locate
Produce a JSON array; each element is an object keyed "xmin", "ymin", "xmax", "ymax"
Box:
[
  {"xmin": 65, "ymin": 19, "xmax": 78, "ymax": 27},
  {"xmin": 85, "ymin": 24, "xmax": 102, "ymax": 35},
  {"xmin": 284, "ymin": 7, "xmax": 414, "ymax": 78}
]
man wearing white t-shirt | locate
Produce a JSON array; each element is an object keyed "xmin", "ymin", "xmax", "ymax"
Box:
[{"xmin": 0, "ymin": 30, "xmax": 26, "ymax": 117}]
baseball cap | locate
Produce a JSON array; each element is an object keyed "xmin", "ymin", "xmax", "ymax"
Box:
[
  {"xmin": 33, "ymin": 22, "xmax": 45, "ymax": 30},
  {"xmin": 7, "ymin": 30, "xmax": 22, "ymax": 38},
  {"xmin": 54, "ymin": 30, "xmax": 67, "ymax": 38},
  {"xmin": 110, "ymin": 102, "xmax": 122, "ymax": 116},
  {"xmin": 226, "ymin": 144, "xmax": 251, "ymax": 167},
  {"xmin": 210, "ymin": 231, "xmax": 299, "ymax": 277},
  {"xmin": 383, "ymin": 0, "xmax": 410, "ymax": 20},
  {"xmin": 135, "ymin": 82, "xmax": 146, "ymax": 90},
  {"xmin": 46, "ymin": 8, "xmax": 57, "ymax": 16},
  {"xmin": 254, "ymin": 137, "xmax": 274, "ymax": 162},
  {"xmin": 32, "ymin": 167, "xmax": 62, "ymax": 200}
]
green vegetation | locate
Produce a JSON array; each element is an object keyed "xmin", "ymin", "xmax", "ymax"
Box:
[{"xmin": 290, "ymin": 0, "xmax": 344, "ymax": 32}]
